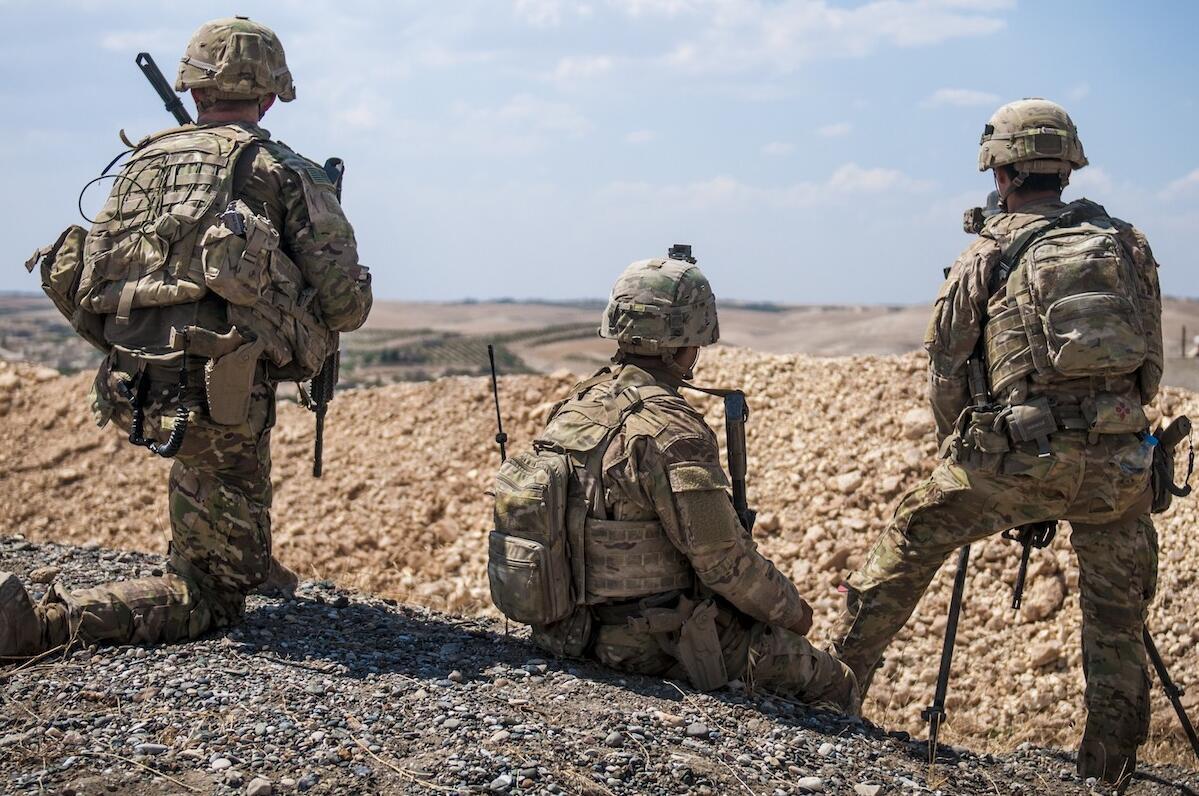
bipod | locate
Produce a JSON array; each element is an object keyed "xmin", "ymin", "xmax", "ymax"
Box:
[
  {"xmin": 922, "ymin": 544, "xmax": 972, "ymax": 762},
  {"xmin": 1143, "ymin": 625, "xmax": 1199, "ymax": 761},
  {"xmin": 1001, "ymin": 520, "xmax": 1057, "ymax": 610}
]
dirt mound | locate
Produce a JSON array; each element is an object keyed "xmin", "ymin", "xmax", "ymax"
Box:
[{"xmin": 1, "ymin": 350, "xmax": 1196, "ymax": 766}]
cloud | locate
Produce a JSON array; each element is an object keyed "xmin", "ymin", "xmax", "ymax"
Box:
[
  {"xmin": 451, "ymin": 93, "xmax": 591, "ymax": 153},
  {"xmin": 1068, "ymin": 166, "xmax": 1113, "ymax": 196},
  {"xmin": 761, "ymin": 141, "xmax": 794, "ymax": 156},
  {"xmin": 552, "ymin": 54, "xmax": 615, "ymax": 84},
  {"xmin": 625, "ymin": 129, "xmax": 657, "ymax": 144},
  {"xmin": 601, "ymin": 162, "xmax": 931, "ymax": 211},
  {"xmin": 662, "ymin": 0, "xmax": 1010, "ymax": 74},
  {"xmin": 1068, "ymin": 82, "xmax": 1091, "ymax": 102},
  {"xmin": 1161, "ymin": 168, "xmax": 1199, "ymax": 200},
  {"xmin": 817, "ymin": 121, "xmax": 853, "ymax": 138},
  {"xmin": 920, "ymin": 88, "xmax": 1000, "ymax": 108},
  {"xmin": 99, "ymin": 28, "xmax": 182, "ymax": 52}
]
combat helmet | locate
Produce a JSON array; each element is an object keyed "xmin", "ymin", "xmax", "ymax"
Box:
[
  {"xmin": 978, "ymin": 98, "xmax": 1086, "ymax": 191},
  {"xmin": 600, "ymin": 244, "xmax": 720, "ymax": 372},
  {"xmin": 175, "ymin": 16, "xmax": 296, "ymax": 102}
]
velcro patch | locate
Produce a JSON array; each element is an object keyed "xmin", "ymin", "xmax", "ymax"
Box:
[{"xmin": 668, "ymin": 462, "xmax": 730, "ymax": 493}]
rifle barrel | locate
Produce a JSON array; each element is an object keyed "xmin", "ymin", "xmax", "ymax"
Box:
[{"xmin": 135, "ymin": 52, "xmax": 193, "ymax": 126}]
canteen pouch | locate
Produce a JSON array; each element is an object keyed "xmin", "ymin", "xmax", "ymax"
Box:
[
  {"xmin": 25, "ymin": 225, "xmax": 107, "ymax": 351},
  {"xmin": 204, "ymin": 337, "xmax": 265, "ymax": 426},
  {"xmin": 676, "ymin": 598, "xmax": 728, "ymax": 691},
  {"xmin": 201, "ymin": 200, "xmax": 279, "ymax": 306},
  {"xmin": 1081, "ymin": 393, "xmax": 1149, "ymax": 436}
]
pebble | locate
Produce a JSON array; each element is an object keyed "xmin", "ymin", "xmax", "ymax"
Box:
[
  {"xmin": 489, "ymin": 773, "xmax": 513, "ymax": 792},
  {"xmin": 246, "ymin": 776, "xmax": 273, "ymax": 796},
  {"xmin": 211, "ymin": 758, "xmax": 232, "ymax": 771},
  {"xmin": 684, "ymin": 722, "xmax": 709, "ymax": 738},
  {"xmin": 796, "ymin": 776, "xmax": 824, "ymax": 793},
  {"xmin": 134, "ymin": 743, "xmax": 168, "ymax": 756},
  {"xmin": 604, "ymin": 731, "xmax": 623, "ymax": 747},
  {"xmin": 655, "ymin": 710, "xmax": 685, "ymax": 727},
  {"xmin": 854, "ymin": 785, "xmax": 882, "ymax": 796},
  {"xmin": 28, "ymin": 565, "xmax": 61, "ymax": 583},
  {"xmin": 818, "ymin": 742, "xmax": 835, "ymax": 757}
]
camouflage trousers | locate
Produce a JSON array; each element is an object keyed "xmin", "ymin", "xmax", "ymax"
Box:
[
  {"xmin": 39, "ymin": 352, "xmax": 275, "ymax": 649},
  {"xmin": 591, "ymin": 594, "xmax": 859, "ymax": 713},
  {"xmin": 831, "ymin": 431, "xmax": 1158, "ymax": 783}
]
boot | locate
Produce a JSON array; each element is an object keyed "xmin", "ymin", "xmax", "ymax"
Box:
[
  {"xmin": 255, "ymin": 556, "xmax": 299, "ymax": 598},
  {"xmin": 0, "ymin": 571, "xmax": 47, "ymax": 658}
]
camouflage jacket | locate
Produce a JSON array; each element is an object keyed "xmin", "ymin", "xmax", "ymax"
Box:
[
  {"xmin": 926, "ymin": 198, "xmax": 1163, "ymax": 441},
  {"xmin": 586, "ymin": 362, "xmax": 813, "ymax": 635}
]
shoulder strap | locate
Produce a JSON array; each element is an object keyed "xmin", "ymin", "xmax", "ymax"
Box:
[{"xmin": 987, "ymin": 202, "xmax": 1110, "ymax": 298}]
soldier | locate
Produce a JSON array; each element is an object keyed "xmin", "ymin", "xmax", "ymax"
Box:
[
  {"xmin": 830, "ymin": 99, "xmax": 1164, "ymax": 785},
  {"xmin": 489, "ymin": 250, "xmax": 858, "ymax": 713},
  {"xmin": 1, "ymin": 17, "xmax": 371, "ymax": 656}
]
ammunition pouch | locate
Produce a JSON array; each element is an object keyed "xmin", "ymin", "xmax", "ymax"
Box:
[
  {"xmin": 201, "ymin": 200, "xmax": 279, "ymax": 306},
  {"xmin": 998, "ymin": 396, "xmax": 1058, "ymax": 456},
  {"xmin": 25, "ymin": 225, "xmax": 108, "ymax": 352},
  {"xmin": 1151, "ymin": 415, "xmax": 1194, "ymax": 515}
]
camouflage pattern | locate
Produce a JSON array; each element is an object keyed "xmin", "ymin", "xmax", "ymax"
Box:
[
  {"xmin": 978, "ymin": 98, "xmax": 1087, "ymax": 176},
  {"xmin": 924, "ymin": 199, "xmax": 1162, "ymax": 440},
  {"xmin": 32, "ymin": 355, "xmax": 277, "ymax": 648},
  {"xmin": 834, "ymin": 197, "xmax": 1164, "ymax": 784},
  {"xmin": 599, "ymin": 259, "xmax": 720, "ymax": 355},
  {"xmin": 17, "ymin": 115, "xmax": 372, "ymax": 652},
  {"xmin": 556, "ymin": 362, "xmax": 857, "ymax": 710},
  {"xmin": 176, "ymin": 17, "xmax": 295, "ymax": 102}
]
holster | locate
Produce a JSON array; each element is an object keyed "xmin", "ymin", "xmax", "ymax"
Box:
[
  {"xmin": 675, "ymin": 598, "xmax": 729, "ymax": 691},
  {"xmin": 204, "ymin": 338, "xmax": 265, "ymax": 426}
]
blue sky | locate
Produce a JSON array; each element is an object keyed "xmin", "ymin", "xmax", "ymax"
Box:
[{"xmin": 3, "ymin": 1, "xmax": 1197, "ymax": 303}]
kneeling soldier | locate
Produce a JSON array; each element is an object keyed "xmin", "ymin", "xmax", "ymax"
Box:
[{"xmin": 488, "ymin": 248, "xmax": 858, "ymax": 712}]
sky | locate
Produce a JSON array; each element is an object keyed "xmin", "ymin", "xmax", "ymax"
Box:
[{"xmin": 2, "ymin": 0, "xmax": 1198, "ymax": 304}]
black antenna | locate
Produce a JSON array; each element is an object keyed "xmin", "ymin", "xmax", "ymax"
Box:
[{"xmin": 487, "ymin": 345, "xmax": 508, "ymax": 462}]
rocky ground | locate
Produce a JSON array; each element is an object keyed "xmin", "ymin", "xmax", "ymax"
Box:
[
  {"xmin": 3, "ymin": 537, "xmax": 1197, "ymax": 796},
  {"xmin": 2, "ymin": 348, "xmax": 1198, "ymax": 768}
]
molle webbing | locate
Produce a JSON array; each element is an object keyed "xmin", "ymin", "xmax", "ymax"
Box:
[
  {"xmin": 79, "ymin": 126, "xmax": 261, "ymax": 321},
  {"xmin": 582, "ymin": 518, "xmax": 693, "ymax": 601}
]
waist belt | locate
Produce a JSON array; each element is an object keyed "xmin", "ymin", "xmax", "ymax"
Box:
[{"xmin": 592, "ymin": 592, "xmax": 695, "ymax": 635}]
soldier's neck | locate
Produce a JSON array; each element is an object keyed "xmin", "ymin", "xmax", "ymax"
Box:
[
  {"xmin": 1006, "ymin": 189, "xmax": 1063, "ymax": 213},
  {"xmin": 196, "ymin": 109, "xmax": 263, "ymax": 125}
]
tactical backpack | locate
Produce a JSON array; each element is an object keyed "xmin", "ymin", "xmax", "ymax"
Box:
[
  {"xmin": 489, "ymin": 374, "xmax": 693, "ymax": 654},
  {"xmin": 983, "ymin": 201, "xmax": 1150, "ymax": 399}
]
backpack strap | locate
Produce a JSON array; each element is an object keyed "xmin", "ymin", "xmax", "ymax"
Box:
[{"xmin": 987, "ymin": 202, "xmax": 1108, "ymax": 298}]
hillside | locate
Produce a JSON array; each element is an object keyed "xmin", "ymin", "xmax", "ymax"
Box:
[{"xmin": 0, "ymin": 348, "xmax": 1197, "ymax": 773}]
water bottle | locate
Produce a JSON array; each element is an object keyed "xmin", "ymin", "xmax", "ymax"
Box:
[{"xmin": 1117, "ymin": 434, "xmax": 1158, "ymax": 475}]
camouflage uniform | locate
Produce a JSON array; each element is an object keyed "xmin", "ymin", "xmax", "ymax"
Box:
[
  {"xmin": 832, "ymin": 100, "xmax": 1163, "ymax": 784},
  {"xmin": 1, "ymin": 18, "xmax": 371, "ymax": 656},
  {"xmin": 493, "ymin": 252, "xmax": 858, "ymax": 712}
]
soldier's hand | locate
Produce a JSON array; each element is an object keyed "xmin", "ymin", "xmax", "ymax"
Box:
[{"xmin": 789, "ymin": 600, "xmax": 814, "ymax": 637}]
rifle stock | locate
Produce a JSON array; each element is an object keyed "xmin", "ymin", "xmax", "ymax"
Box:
[{"xmin": 723, "ymin": 391, "xmax": 755, "ymax": 532}]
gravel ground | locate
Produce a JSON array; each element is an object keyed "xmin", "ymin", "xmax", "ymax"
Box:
[{"xmin": 1, "ymin": 536, "xmax": 1196, "ymax": 796}]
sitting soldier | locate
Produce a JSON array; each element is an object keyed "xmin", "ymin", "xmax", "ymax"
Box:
[{"xmin": 488, "ymin": 247, "xmax": 858, "ymax": 712}]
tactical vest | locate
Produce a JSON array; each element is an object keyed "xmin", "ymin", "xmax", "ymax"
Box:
[
  {"xmin": 78, "ymin": 125, "xmax": 261, "ymax": 323},
  {"xmin": 489, "ymin": 369, "xmax": 694, "ymax": 629},
  {"xmin": 981, "ymin": 200, "xmax": 1149, "ymax": 410},
  {"xmin": 73, "ymin": 124, "xmax": 334, "ymax": 380}
]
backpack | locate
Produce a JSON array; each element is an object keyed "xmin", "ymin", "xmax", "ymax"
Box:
[
  {"xmin": 488, "ymin": 375, "xmax": 692, "ymax": 643},
  {"xmin": 984, "ymin": 202, "xmax": 1149, "ymax": 397}
]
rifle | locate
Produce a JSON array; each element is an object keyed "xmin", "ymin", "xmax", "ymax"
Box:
[
  {"xmin": 1143, "ymin": 626, "xmax": 1199, "ymax": 761},
  {"xmin": 135, "ymin": 52, "xmax": 193, "ymax": 125},
  {"xmin": 309, "ymin": 158, "xmax": 345, "ymax": 478},
  {"xmin": 723, "ymin": 391, "xmax": 755, "ymax": 532},
  {"xmin": 487, "ymin": 344, "xmax": 508, "ymax": 463}
]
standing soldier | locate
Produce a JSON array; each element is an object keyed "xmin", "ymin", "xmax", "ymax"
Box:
[
  {"xmin": 488, "ymin": 250, "xmax": 859, "ymax": 713},
  {"xmin": 1, "ymin": 17, "xmax": 372, "ymax": 656},
  {"xmin": 830, "ymin": 99, "xmax": 1164, "ymax": 785}
]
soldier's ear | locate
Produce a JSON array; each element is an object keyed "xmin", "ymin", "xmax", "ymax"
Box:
[{"xmin": 258, "ymin": 94, "xmax": 277, "ymax": 119}]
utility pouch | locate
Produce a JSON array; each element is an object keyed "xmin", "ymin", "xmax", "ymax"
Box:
[
  {"xmin": 530, "ymin": 607, "xmax": 593, "ymax": 658},
  {"xmin": 204, "ymin": 337, "xmax": 265, "ymax": 426},
  {"xmin": 1081, "ymin": 393, "xmax": 1149, "ymax": 436},
  {"xmin": 1151, "ymin": 415, "xmax": 1193, "ymax": 514},
  {"xmin": 953, "ymin": 408, "xmax": 1010, "ymax": 473},
  {"xmin": 25, "ymin": 225, "xmax": 107, "ymax": 351},
  {"xmin": 676, "ymin": 598, "xmax": 729, "ymax": 692},
  {"xmin": 1002, "ymin": 396, "xmax": 1058, "ymax": 455},
  {"xmin": 201, "ymin": 200, "xmax": 279, "ymax": 306}
]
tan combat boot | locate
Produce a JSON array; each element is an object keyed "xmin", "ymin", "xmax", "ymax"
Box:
[
  {"xmin": 0, "ymin": 571, "xmax": 46, "ymax": 658},
  {"xmin": 256, "ymin": 556, "xmax": 299, "ymax": 598}
]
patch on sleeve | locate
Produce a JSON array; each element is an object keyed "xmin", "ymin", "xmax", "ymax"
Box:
[{"xmin": 668, "ymin": 462, "xmax": 730, "ymax": 493}]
